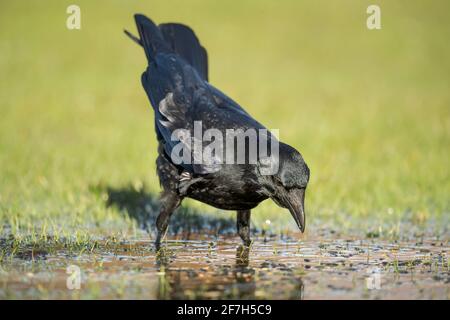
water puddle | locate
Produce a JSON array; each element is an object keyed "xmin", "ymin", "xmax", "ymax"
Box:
[{"xmin": 0, "ymin": 236, "xmax": 448, "ymax": 299}]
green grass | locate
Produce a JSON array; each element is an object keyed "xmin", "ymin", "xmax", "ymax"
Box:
[{"xmin": 0, "ymin": 0, "xmax": 449, "ymax": 242}]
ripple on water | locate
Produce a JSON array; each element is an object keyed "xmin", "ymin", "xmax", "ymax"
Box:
[{"xmin": 0, "ymin": 236, "xmax": 448, "ymax": 299}]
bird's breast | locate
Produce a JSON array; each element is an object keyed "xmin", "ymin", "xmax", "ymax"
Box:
[{"xmin": 185, "ymin": 174, "xmax": 267, "ymax": 211}]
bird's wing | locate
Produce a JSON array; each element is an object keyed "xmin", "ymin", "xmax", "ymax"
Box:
[
  {"xmin": 206, "ymin": 84, "xmax": 254, "ymax": 118},
  {"xmin": 129, "ymin": 15, "xmax": 271, "ymax": 175},
  {"xmin": 141, "ymin": 54, "xmax": 269, "ymax": 175},
  {"xmin": 158, "ymin": 23, "xmax": 208, "ymax": 82},
  {"xmin": 141, "ymin": 53, "xmax": 214, "ymax": 174}
]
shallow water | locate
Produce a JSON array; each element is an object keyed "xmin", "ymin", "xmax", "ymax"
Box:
[{"xmin": 0, "ymin": 235, "xmax": 448, "ymax": 299}]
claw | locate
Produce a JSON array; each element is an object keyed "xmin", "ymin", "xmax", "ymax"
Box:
[{"xmin": 179, "ymin": 171, "xmax": 191, "ymax": 182}]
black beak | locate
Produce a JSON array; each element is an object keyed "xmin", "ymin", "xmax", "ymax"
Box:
[{"xmin": 284, "ymin": 188, "xmax": 306, "ymax": 233}]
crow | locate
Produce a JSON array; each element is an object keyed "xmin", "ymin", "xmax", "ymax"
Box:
[{"xmin": 125, "ymin": 14, "xmax": 310, "ymax": 249}]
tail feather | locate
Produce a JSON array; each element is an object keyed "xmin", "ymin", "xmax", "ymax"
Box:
[
  {"xmin": 125, "ymin": 15, "xmax": 209, "ymax": 81},
  {"xmin": 159, "ymin": 23, "xmax": 208, "ymax": 81},
  {"xmin": 123, "ymin": 29, "xmax": 142, "ymax": 46},
  {"xmin": 134, "ymin": 14, "xmax": 170, "ymax": 62}
]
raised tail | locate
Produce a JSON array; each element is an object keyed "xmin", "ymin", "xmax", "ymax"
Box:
[
  {"xmin": 131, "ymin": 14, "xmax": 171, "ymax": 62},
  {"xmin": 159, "ymin": 23, "xmax": 208, "ymax": 81},
  {"xmin": 125, "ymin": 14, "xmax": 209, "ymax": 81}
]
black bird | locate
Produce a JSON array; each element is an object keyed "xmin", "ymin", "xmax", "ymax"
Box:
[{"xmin": 125, "ymin": 14, "xmax": 310, "ymax": 248}]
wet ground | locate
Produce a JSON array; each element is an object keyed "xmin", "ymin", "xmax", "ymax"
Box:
[{"xmin": 0, "ymin": 234, "xmax": 448, "ymax": 299}]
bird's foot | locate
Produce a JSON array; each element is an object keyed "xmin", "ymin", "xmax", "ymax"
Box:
[
  {"xmin": 242, "ymin": 238, "xmax": 252, "ymax": 248},
  {"xmin": 179, "ymin": 171, "xmax": 191, "ymax": 182},
  {"xmin": 178, "ymin": 171, "xmax": 201, "ymax": 196}
]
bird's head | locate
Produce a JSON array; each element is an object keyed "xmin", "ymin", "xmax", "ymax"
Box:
[{"xmin": 258, "ymin": 142, "xmax": 310, "ymax": 233}]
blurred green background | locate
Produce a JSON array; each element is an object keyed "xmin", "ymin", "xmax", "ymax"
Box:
[{"xmin": 0, "ymin": 0, "xmax": 448, "ymax": 240}]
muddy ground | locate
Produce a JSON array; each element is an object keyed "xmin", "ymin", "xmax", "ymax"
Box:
[{"xmin": 0, "ymin": 232, "xmax": 448, "ymax": 299}]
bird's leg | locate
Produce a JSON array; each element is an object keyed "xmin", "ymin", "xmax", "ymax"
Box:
[
  {"xmin": 155, "ymin": 191, "xmax": 181, "ymax": 250},
  {"xmin": 237, "ymin": 210, "xmax": 252, "ymax": 247}
]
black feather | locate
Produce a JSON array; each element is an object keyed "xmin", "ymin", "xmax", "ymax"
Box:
[
  {"xmin": 126, "ymin": 14, "xmax": 310, "ymax": 247},
  {"xmin": 159, "ymin": 23, "xmax": 208, "ymax": 81}
]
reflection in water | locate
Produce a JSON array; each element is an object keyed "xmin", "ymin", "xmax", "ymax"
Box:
[
  {"xmin": 233, "ymin": 245, "xmax": 256, "ymax": 299},
  {"xmin": 155, "ymin": 244, "xmax": 304, "ymax": 300},
  {"xmin": 1, "ymin": 237, "xmax": 447, "ymax": 299},
  {"xmin": 155, "ymin": 248, "xmax": 172, "ymax": 300},
  {"xmin": 294, "ymin": 278, "xmax": 305, "ymax": 300}
]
